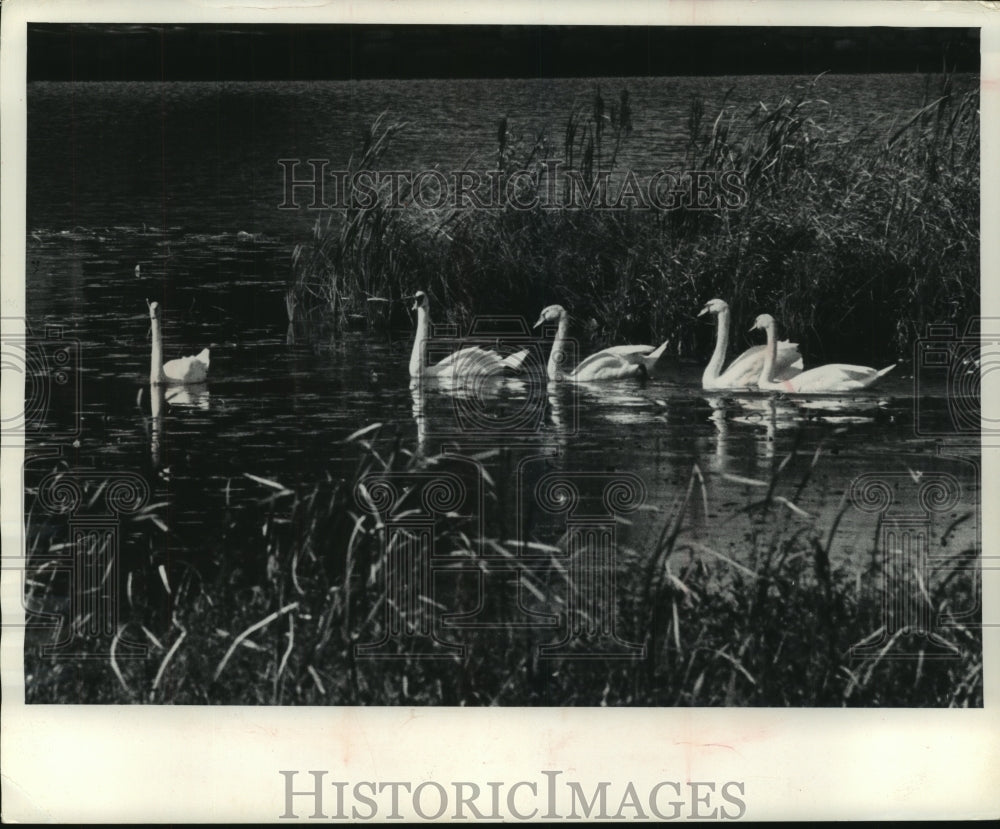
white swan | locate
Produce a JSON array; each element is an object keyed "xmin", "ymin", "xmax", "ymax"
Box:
[
  {"xmin": 533, "ymin": 304, "xmax": 669, "ymax": 381},
  {"xmin": 699, "ymin": 298, "xmax": 803, "ymax": 389},
  {"xmin": 148, "ymin": 300, "xmax": 210, "ymax": 385},
  {"xmin": 408, "ymin": 291, "xmax": 528, "ymax": 379},
  {"xmin": 751, "ymin": 314, "xmax": 895, "ymax": 393}
]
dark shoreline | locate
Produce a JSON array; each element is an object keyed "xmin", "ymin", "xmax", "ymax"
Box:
[{"xmin": 28, "ymin": 24, "xmax": 979, "ymax": 82}]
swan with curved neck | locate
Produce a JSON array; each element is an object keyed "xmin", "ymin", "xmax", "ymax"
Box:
[
  {"xmin": 699, "ymin": 298, "xmax": 802, "ymax": 389},
  {"xmin": 408, "ymin": 291, "xmax": 527, "ymax": 379},
  {"xmin": 148, "ymin": 300, "xmax": 210, "ymax": 385},
  {"xmin": 533, "ymin": 304, "xmax": 660, "ymax": 381},
  {"xmin": 751, "ymin": 313, "xmax": 895, "ymax": 393}
]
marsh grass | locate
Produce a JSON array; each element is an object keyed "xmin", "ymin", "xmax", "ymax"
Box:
[
  {"xmin": 286, "ymin": 75, "xmax": 977, "ymax": 366},
  {"xmin": 24, "ymin": 426, "xmax": 982, "ymax": 706}
]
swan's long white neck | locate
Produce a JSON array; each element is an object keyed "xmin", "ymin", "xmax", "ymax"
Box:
[
  {"xmin": 150, "ymin": 315, "xmax": 166, "ymax": 384},
  {"xmin": 702, "ymin": 307, "xmax": 730, "ymax": 386},
  {"xmin": 758, "ymin": 320, "xmax": 778, "ymax": 387},
  {"xmin": 546, "ymin": 312, "xmax": 570, "ymax": 380},
  {"xmin": 409, "ymin": 304, "xmax": 430, "ymax": 378}
]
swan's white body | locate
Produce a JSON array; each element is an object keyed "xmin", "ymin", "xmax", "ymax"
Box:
[
  {"xmin": 533, "ymin": 304, "xmax": 667, "ymax": 381},
  {"xmin": 148, "ymin": 301, "xmax": 210, "ymax": 385},
  {"xmin": 752, "ymin": 314, "xmax": 895, "ymax": 393},
  {"xmin": 585, "ymin": 342, "xmax": 672, "ymax": 374},
  {"xmin": 408, "ymin": 291, "xmax": 528, "ymax": 379},
  {"xmin": 699, "ymin": 299, "xmax": 802, "ymax": 390}
]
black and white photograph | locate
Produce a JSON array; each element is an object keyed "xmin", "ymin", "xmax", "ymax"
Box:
[{"xmin": 2, "ymin": 0, "xmax": 997, "ymax": 822}]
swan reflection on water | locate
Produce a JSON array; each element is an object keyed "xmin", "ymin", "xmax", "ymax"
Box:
[
  {"xmin": 163, "ymin": 384, "xmax": 210, "ymax": 409},
  {"xmin": 147, "ymin": 382, "xmax": 211, "ymax": 470},
  {"xmin": 728, "ymin": 395, "xmax": 801, "ymax": 431},
  {"xmin": 703, "ymin": 395, "xmax": 734, "ymax": 471},
  {"xmin": 571, "ymin": 381, "xmax": 655, "ymax": 427},
  {"xmin": 703, "ymin": 389, "xmax": 894, "ymax": 472},
  {"xmin": 545, "ymin": 386, "xmax": 576, "ymax": 460},
  {"xmin": 703, "ymin": 394, "xmax": 801, "ymax": 467},
  {"xmin": 795, "ymin": 395, "xmax": 889, "ymax": 424},
  {"xmin": 409, "ymin": 372, "xmax": 545, "ymax": 457}
]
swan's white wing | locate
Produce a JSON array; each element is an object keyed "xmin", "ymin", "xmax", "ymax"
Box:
[
  {"xmin": 787, "ymin": 363, "xmax": 893, "ymax": 393},
  {"xmin": 432, "ymin": 346, "xmax": 505, "ymax": 377},
  {"xmin": 569, "ymin": 352, "xmax": 643, "ymax": 381},
  {"xmin": 500, "ymin": 348, "xmax": 530, "ymax": 372},
  {"xmin": 772, "ymin": 345, "xmax": 805, "ymax": 382},
  {"xmin": 833, "ymin": 363, "xmax": 896, "ymax": 381},
  {"xmin": 712, "ymin": 341, "xmax": 802, "ymax": 388},
  {"xmin": 163, "ymin": 348, "xmax": 210, "ymax": 384},
  {"xmin": 434, "ymin": 346, "xmax": 496, "ymax": 369},
  {"xmin": 832, "ymin": 365, "xmax": 879, "ymax": 379},
  {"xmin": 714, "ymin": 344, "xmax": 766, "ymax": 387},
  {"xmin": 595, "ymin": 344, "xmax": 654, "ymax": 361},
  {"xmin": 789, "ymin": 367, "xmax": 863, "ymax": 393},
  {"xmin": 574, "ymin": 345, "xmax": 652, "ymax": 378}
]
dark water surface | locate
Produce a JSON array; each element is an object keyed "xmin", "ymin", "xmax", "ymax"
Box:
[{"xmin": 27, "ymin": 74, "xmax": 977, "ymax": 236}]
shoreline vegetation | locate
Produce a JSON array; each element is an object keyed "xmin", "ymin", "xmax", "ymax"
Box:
[
  {"xmin": 286, "ymin": 74, "xmax": 978, "ymax": 367},
  {"xmin": 24, "ymin": 427, "xmax": 982, "ymax": 706}
]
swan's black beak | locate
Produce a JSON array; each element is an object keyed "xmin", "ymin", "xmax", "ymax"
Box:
[
  {"xmin": 698, "ymin": 306, "xmax": 709, "ymax": 317},
  {"xmin": 532, "ymin": 316, "xmax": 544, "ymax": 329}
]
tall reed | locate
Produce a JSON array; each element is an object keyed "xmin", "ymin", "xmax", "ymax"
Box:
[
  {"xmin": 24, "ymin": 427, "xmax": 982, "ymax": 706},
  {"xmin": 287, "ymin": 75, "xmax": 978, "ymax": 365}
]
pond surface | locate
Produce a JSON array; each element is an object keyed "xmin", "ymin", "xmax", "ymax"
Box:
[{"xmin": 27, "ymin": 74, "xmax": 976, "ymax": 238}]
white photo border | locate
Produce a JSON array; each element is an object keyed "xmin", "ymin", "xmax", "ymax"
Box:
[{"xmin": 2, "ymin": 0, "xmax": 997, "ymax": 822}]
